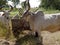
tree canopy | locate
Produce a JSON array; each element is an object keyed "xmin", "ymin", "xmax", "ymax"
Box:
[
  {"xmin": 12, "ymin": 0, "xmax": 19, "ymax": 6},
  {"xmin": 41, "ymin": 0, "xmax": 60, "ymax": 10},
  {"xmin": 0, "ymin": 0, "xmax": 6, "ymax": 6}
]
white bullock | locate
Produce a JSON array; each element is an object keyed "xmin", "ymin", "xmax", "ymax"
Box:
[
  {"xmin": 0, "ymin": 5, "xmax": 14, "ymax": 41},
  {"xmin": 22, "ymin": 11, "xmax": 60, "ymax": 44},
  {"xmin": 0, "ymin": 5, "xmax": 13, "ymax": 30}
]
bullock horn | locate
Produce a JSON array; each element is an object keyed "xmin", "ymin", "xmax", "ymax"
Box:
[
  {"xmin": 0, "ymin": 5, "xmax": 4, "ymax": 11},
  {"xmin": 7, "ymin": 5, "xmax": 13, "ymax": 12},
  {"xmin": 26, "ymin": 0, "xmax": 30, "ymax": 11},
  {"xmin": 21, "ymin": 0, "xmax": 30, "ymax": 18},
  {"xmin": 0, "ymin": 5, "xmax": 13, "ymax": 12},
  {"xmin": 2, "ymin": 5, "xmax": 13, "ymax": 12}
]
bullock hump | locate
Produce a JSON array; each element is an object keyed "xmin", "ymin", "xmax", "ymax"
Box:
[{"xmin": 35, "ymin": 11, "xmax": 44, "ymax": 16}]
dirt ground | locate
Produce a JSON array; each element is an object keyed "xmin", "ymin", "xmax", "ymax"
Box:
[
  {"xmin": 0, "ymin": 31, "xmax": 60, "ymax": 45},
  {"xmin": 41, "ymin": 31, "xmax": 60, "ymax": 45}
]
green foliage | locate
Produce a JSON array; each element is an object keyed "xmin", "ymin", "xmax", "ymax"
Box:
[
  {"xmin": 0, "ymin": 0, "xmax": 6, "ymax": 6},
  {"xmin": 12, "ymin": 0, "xmax": 19, "ymax": 6},
  {"xmin": 41, "ymin": 0, "xmax": 60, "ymax": 10}
]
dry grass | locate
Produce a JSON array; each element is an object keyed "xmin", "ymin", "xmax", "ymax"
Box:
[
  {"xmin": 41, "ymin": 31, "xmax": 60, "ymax": 45},
  {"xmin": 0, "ymin": 22, "xmax": 7, "ymax": 37}
]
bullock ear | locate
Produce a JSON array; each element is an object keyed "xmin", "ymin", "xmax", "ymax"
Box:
[
  {"xmin": 8, "ymin": 5, "xmax": 13, "ymax": 12},
  {"xmin": 0, "ymin": 12, "xmax": 4, "ymax": 16},
  {"xmin": 2, "ymin": 13, "xmax": 5, "ymax": 16},
  {"xmin": 2, "ymin": 12, "xmax": 5, "ymax": 16}
]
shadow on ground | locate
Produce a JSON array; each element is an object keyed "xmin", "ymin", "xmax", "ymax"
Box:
[{"xmin": 15, "ymin": 35, "xmax": 37, "ymax": 45}]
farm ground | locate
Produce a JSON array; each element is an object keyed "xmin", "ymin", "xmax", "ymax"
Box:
[{"xmin": 0, "ymin": 31, "xmax": 60, "ymax": 45}]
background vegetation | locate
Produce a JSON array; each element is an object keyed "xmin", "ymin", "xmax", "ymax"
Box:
[{"xmin": 41, "ymin": 0, "xmax": 60, "ymax": 10}]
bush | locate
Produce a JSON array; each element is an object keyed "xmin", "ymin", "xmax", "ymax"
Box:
[
  {"xmin": 41, "ymin": 0, "xmax": 60, "ymax": 10},
  {"xmin": 0, "ymin": 0, "xmax": 6, "ymax": 6}
]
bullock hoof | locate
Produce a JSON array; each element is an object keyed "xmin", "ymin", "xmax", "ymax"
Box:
[{"xmin": 35, "ymin": 36, "xmax": 43, "ymax": 45}]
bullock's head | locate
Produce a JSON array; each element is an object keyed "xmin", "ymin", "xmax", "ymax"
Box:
[
  {"xmin": 0, "ymin": 5, "xmax": 13, "ymax": 20},
  {"xmin": 21, "ymin": 11, "xmax": 44, "ymax": 21},
  {"xmin": 21, "ymin": 11, "xmax": 33, "ymax": 22},
  {"xmin": 21, "ymin": 0, "xmax": 30, "ymax": 19},
  {"xmin": 0, "ymin": 5, "xmax": 13, "ymax": 16}
]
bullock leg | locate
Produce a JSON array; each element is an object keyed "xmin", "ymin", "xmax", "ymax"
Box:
[
  {"xmin": 34, "ymin": 25, "xmax": 43, "ymax": 45},
  {"xmin": 5, "ymin": 20, "xmax": 11, "ymax": 40},
  {"xmin": 35, "ymin": 31, "xmax": 39, "ymax": 37},
  {"xmin": 35, "ymin": 31, "xmax": 43, "ymax": 45},
  {"xmin": 12, "ymin": 29, "xmax": 20, "ymax": 39},
  {"xmin": 37, "ymin": 34, "xmax": 43, "ymax": 45},
  {"xmin": 29, "ymin": 20, "xmax": 43, "ymax": 45},
  {"xmin": 30, "ymin": 28, "xmax": 43, "ymax": 45}
]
